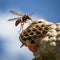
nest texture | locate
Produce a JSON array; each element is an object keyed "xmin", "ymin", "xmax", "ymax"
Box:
[{"xmin": 19, "ymin": 19, "xmax": 60, "ymax": 60}]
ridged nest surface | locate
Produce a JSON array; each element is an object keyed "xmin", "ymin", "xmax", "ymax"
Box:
[{"xmin": 19, "ymin": 19, "xmax": 60, "ymax": 60}]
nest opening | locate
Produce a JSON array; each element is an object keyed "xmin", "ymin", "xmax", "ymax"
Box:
[
  {"xmin": 36, "ymin": 31, "xmax": 41, "ymax": 35},
  {"xmin": 25, "ymin": 33, "xmax": 28, "ymax": 37},
  {"xmin": 27, "ymin": 29, "xmax": 31, "ymax": 33},
  {"xmin": 32, "ymin": 28, "xmax": 37, "ymax": 32},
  {"xmin": 41, "ymin": 24, "xmax": 45, "ymax": 27},
  {"xmin": 42, "ymin": 30, "xmax": 47, "ymax": 34},
  {"xmin": 27, "ymin": 36, "xmax": 32, "ymax": 40},
  {"xmin": 32, "ymin": 34, "xmax": 38, "ymax": 39},
  {"xmin": 36, "ymin": 25, "xmax": 39, "ymax": 28},
  {"xmin": 30, "ymin": 32, "xmax": 34, "ymax": 35},
  {"xmin": 38, "ymin": 27, "xmax": 43, "ymax": 30},
  {"xmin": 30, "ymin": 40, "xmax": 35, "ymax": 44},
  {"xmin": 38, "ymin": 21, "xmax": 42, "ymax": 23},
  {"xmin": 23, "ymin": 38, "xmax": 27, "ymax": 41}
]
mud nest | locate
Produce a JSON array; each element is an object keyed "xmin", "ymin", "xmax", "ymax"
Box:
[{"xmin": 19, "ymin": 19, "xmax": 60, "ymax": 60}]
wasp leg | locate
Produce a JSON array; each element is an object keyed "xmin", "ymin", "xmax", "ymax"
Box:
[
  {"xmin": 21, "ymin": 22, "xmax": 24, "ymax": 31},
  {"xmin": 18, "ymin": 22, "xmax": 24, "ymax": 32},
  {"xmin": 20, "ymin": 44, "xmax": 24, "ymax": 48}
]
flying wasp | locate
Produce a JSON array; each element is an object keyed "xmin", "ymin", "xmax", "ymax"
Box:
[{"xmin": 8, "ymin": 10, "xmax": 33, "ymax": 31}]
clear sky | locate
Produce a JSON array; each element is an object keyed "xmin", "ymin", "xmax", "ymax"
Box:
[
  {"xmin": 0, "ymin": 0, "xmax": 60, "ymax": 60},
  {"xmin": 0, "ymin": 0, "xmax": 60, "ymax": 22}
]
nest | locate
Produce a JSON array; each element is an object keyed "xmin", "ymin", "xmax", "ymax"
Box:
[{"xmin": 19, "ymin": 19, "xmax": 60, "ymax": 60}]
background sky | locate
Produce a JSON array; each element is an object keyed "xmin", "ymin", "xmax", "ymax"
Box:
[{"xmin": 0, "ymin": 0, "xmax": 60, "ymax": 60}]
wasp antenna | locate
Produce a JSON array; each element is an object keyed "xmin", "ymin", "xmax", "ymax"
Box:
[{"xmin": 30, "ymin": 12, "xmax": 33, "ymax": 16}]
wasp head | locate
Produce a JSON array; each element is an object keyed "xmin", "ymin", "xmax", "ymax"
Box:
[{"xmin": 27, "ymin": 15, "xmax": 32, "ymax": 20}]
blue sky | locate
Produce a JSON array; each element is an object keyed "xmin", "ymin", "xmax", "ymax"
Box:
[
  {"xmin": 0, "ymin": 0, "xmax": 60, "ymax": 60},
  {"xmin": 0, "ymin": 0, "xmax": 60, "ymax": 22}
]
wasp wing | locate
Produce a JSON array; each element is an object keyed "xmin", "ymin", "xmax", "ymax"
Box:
[
  {"xmin": 15, "ymin": 19, "xmax": 21, "ymax": 26},
  {"xmin": 8, "ymin": 18, "xmax": 19, "ymax": 21},
  {"xmin": 10, "ymin": 10, "xmax": 23, "ymax": 16}
]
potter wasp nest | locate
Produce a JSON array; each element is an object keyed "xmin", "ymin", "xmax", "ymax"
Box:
[{"xmin": 19, "ymin": 19, "xmax": 60, "ymax": 60}]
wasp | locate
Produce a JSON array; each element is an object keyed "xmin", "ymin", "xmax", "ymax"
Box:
[{"xmin": 8, "ymin": 10, "xmax": 33, "ymax": 31}]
